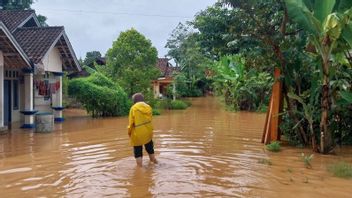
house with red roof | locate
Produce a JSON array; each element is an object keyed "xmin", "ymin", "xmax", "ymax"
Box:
[
  {"xmin": 152, "ymin": 58, "xmax": 179, "ymax": 98},
  {"xmin": 0, "ymin": 10, "xmax": 81, "ymax": 130}
]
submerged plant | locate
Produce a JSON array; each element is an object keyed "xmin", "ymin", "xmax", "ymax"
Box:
[
  {"xmin": 258, "ymin": 158, "xmax": 272, "ymax": 165},
  {"xmin": 301, "ymin": 153, "xmax": 314, "ymax": 169},
  {"xmin": 266, "ymin": 141, "xmax": 281, "ymax": 152},
  {"xmin": 328, "ymin": 162, "xmax": 352, "ymax": 179}
]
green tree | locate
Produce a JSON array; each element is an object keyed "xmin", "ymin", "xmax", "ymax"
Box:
[
  {"xmin": 192, "ymin": 3, "xmax": 238, "ymax": 59},
  {"xmin": 220, "ymin": 0, "xmax": 313, "ymax": 145},
  {"xmin": 166, "ymin": 23, "xmax": 212, "ymax": 97},
  {"xmin": 0, "ymin": 0, "xmax": 32, "ymax": 9},
  {"xmin": 284, "ymin": 0, "xmax": 352, "ymax": 153},
  {"xmin": 106, "ymin": 28, "xmax": 159, "ymax": 96},
  {"xmin": 84, "ymin": 51, "xmax": 102, "ymax": 67},
  {"xmin": 165, "ymin": 23, "xmax": 192, "ymax": 66},
  {"xmin": 37, "ymin": 14, "xmax": 47, "ymax": 26}
]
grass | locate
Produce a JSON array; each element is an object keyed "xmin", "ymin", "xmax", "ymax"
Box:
[
  {"xmin": 258, "ymin": 158, "xmax": 272, "ymax": 165},
  {"xmin": 327, "ymin": 162, "xmax": 352, "ymax": 179},
  {"xmin": 301, "ymin": 153, "xmax": 314, "ymax": 169},
  {"xmin": 266, "ymin": 141, "xmax": 281, "ymax": 152}
]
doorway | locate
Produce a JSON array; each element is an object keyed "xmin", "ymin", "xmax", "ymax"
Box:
[{"xmin": 4, "ymin": 80, "xmax": 11, "ymax": 125}]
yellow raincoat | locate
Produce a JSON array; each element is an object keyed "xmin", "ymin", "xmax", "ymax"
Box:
[{"xmin": 128, "ymin": 102, "xmax": 153, "ymax": 146}]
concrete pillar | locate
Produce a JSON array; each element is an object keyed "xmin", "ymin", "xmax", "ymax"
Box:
[
  {"xmin": 52, "ymin": 72, "xmax": 64, "ymax": 122},
  {"xmin": 21, "ymin": 68, "xmax": 36, "ymax": 128},
  {"xmin": 156, "ymin": 82, "xmax": 160, "ymax": 98},
  {"xmin": 172, "ymin": 82, "xmax": 176, "ymax": 101},
  {"xmin": 0, "ymin": 51, "xmax": 5, "ymax": 130}
]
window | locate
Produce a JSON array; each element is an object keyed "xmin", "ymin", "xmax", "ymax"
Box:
[{"xmin": 13, "ymin": 80, "xmax": 19, "ymax": 110}]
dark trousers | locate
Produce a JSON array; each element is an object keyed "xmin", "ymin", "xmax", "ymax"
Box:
[{"xmin": 133, "ymin": 140, "xmax": 154, "ymax": 158}]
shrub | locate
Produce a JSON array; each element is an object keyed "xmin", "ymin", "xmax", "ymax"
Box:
[
  {"xmin": 68, "ymin": 72, "xmax": 131, "ymax": 117},
  {"xmin": 266, "ymin": 141, "xmax": 281, "ymax": 152},
  {"xmin": 156, "ymin": 99, "xmax": 189, "ymax": 110},
  {"xmin": 328, "ymin": 162, "xmax": 352, "ymax": 179},
  {"xmin": 170, "ymin": 100, "xmax": 188, "ymax": 110},
  {"xmin": 183, "ymin": 99, "xmax": 192, "ymax": 107},
  {"xmin": 152, "ymin": 109, "xmax": 161, "ymax": 115}
]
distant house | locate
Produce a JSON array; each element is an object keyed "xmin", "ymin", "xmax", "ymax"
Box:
[
  {"xmin": 0, "ymin": 10, "xmax": 81, "ymax": 130},
  {"xmin": 152, "ymin": 58, "xmax": 179, "ymax": 98}
]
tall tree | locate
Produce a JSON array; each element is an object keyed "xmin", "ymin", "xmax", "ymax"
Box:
[
  {"xmin": 106, "ymin": 28, "xmax": 159, "ymax": 96},
  {"xmin": 166, "ymin": 23, "xmax": 212, "ymax": 97},
  {"xmin": 221, "ymin": 0, "xmax": 311, "ymax": 145},
  {"xmin": 192, "ymin": 3, "xmax": 238, "ymax": 59},
  {"xmin": 84, "ymin": 51, "xmax": 102, "ymax": 68},
  {"xmin": 0, "ymin": 0, "xmax": 32, "ymax": 10},
  {"xmin": 165, "ymin": 23, "xmax": 193, "ymax": 66}
]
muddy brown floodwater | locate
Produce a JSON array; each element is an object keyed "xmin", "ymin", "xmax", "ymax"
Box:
[{"xmin": 0, "ymin": 97, "xmax": 352, "ymax": 198}]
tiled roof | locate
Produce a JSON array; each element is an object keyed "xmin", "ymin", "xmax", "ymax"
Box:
[
  {"xmin": 0, "ymin": 22, "xmax": 31, "ymax": 69},
  {"xmin": 0, "ymin": 10, "xmax": 34, "ymax": 32},
  {"xmin": 157, "ymin": 58, "xmax": 179, "ymax": 77},
  {"xmin": 13, "ymin": 27, "xmax": 64, "ymax": 64}
]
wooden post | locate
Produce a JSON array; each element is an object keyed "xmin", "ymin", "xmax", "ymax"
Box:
[{"xmin": 262, "ymin": 68, "xmax": 282, "ymax": 144}]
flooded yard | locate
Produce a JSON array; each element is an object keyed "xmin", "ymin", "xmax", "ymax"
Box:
[{"xmin": 0, "ymin": 97, "xmax": 352, "ymax": 197}]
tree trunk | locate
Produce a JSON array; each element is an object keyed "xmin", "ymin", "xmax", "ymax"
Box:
[
  {"xmin": 270, "ymin": 41, "xmax": 308, "ymax": 145},
  {"xmin": 309, "ymin": 121, "xmax": 317, "ymax": 152},
  {"xmin": 320, "ymin": 56, "xmax": 332, "ymax": 154}
]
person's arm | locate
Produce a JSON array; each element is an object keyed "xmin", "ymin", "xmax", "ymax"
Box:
[{"xmin": 128, "ymin": 107, "xmax": 134, "ymax": 137}]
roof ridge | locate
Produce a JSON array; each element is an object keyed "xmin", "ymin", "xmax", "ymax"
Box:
[
  {"xmin": 16, "ymin": 26, "xmax": 64, "ymax": 30},
  {"xmin": 0, "ymin": 9, "xmax": 35, "ymax": 13}
]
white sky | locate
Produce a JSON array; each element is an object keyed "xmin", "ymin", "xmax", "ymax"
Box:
[{"xmin": 32, "ymin": 0, "xmax": 217, "ymax": 59}]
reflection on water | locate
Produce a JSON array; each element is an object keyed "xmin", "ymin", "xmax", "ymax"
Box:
[{"xmin": 0, "ymin": 97, "xmax": 352, "ymax": 197}]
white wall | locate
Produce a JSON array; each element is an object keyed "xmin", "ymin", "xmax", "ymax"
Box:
[
  {"xmin": 42, "ymin": 47, "xmax": 63, "ymax": 73},
  {"xmin": 34, "ymin": 47, "xmax": 63, "ymax": 113}
]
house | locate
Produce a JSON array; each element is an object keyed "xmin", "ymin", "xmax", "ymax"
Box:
[
  {"xmin": 0, "ymin": 10, "xmax": 81, "ymax": 130},
  {"xmin": 152, "ymin": 58, "xmax": 179, "ymax": 98}
]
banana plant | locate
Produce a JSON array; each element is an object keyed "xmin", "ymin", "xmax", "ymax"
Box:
[
  {"xmin": 288, "ymin": 92, "xmax": 318, "ymax": 151},
  {"xmin": 284, "ymin": 0, "xmax": 352, "ymax": 153},
  {"xmin": 340, "ymin": 91, "xmax": 352, "ymax": 104}
]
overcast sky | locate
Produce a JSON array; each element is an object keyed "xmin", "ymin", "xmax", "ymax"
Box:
[{"xmin": 32, "ymin": 0, "xmax": 217, "ymax": 60}]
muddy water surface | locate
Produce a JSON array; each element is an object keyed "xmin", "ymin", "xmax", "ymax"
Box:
[{"xmin": 1, "ymin": 97, "xmax": 352, "ymax": 197}]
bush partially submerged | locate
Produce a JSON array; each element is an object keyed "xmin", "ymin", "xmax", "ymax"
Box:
[
  {"xmin": 328, "ymin": 162, "xmax": 352, "ymax": 179},
  {"xmin": 157, "ymin": 99, "xmax": 190, "ymax": 110},
  {"xmin": 266, "ymin": 141, "xmax": 281, "ymax": 152},
  {"xmin": 170, "ymin": 100, "xmax": 188, "ymax": 109},
  {"xmin": 68, "ymin": 73, "xmax": 131, "ymax": 117}
]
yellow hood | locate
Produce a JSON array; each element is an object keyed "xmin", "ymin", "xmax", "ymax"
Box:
[{"xmin": 133, "ymin": 102, "xmax": 152, "ymax": 115}]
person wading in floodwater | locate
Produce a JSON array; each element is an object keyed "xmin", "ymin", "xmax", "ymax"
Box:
[{"xmin": 128, "ymin": 93, "xmax": 158, "ymax": 167}]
